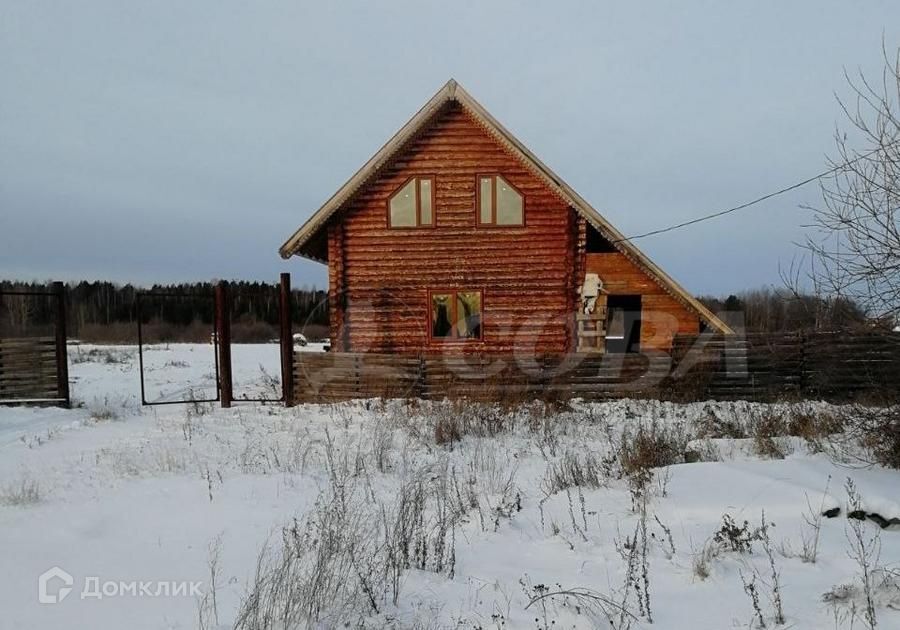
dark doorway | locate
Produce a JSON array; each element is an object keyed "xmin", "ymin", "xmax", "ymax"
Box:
[{"xmin": 606, "ymin": 295, "xmax": 641, "ymax": 353}]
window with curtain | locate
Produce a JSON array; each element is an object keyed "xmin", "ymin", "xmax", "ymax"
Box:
[{"xmin": 430, "ymin": 290, "xmax": 482, "ymax": 341}]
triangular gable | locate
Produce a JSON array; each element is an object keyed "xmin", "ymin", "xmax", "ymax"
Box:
[{"xmin": 279, "ymin": 79, "xmax": 732, "ymax": 334}]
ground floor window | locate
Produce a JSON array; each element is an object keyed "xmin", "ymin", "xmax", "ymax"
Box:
[
  {"xmin": 606, "ymin": 295, "xmax": 641, "ymax": 353},
  {"xmin": 429, "ymin": 290, "xmax": 482, "ymax": 341}
]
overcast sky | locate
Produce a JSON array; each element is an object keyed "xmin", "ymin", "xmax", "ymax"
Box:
[{"xmin": 2, "ymin": 2, "xmax": 899, "ymax": 294}]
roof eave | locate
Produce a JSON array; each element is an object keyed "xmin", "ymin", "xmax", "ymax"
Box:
[{"xmin": 278, "ymin": 79, "xmax": 460, "ymax": 260}]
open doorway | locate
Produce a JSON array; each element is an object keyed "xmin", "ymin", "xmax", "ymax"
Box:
[{"xmin": 606, "ymin": 295, "xmax": 641, "ymax": 353}]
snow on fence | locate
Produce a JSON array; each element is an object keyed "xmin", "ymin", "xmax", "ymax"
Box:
[{"xmin": 293, "ymin": 331, "xmax": 900, "ymax": 404}]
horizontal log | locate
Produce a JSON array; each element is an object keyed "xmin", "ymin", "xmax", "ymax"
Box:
[
  {"xmin": 0, "ymin": 383, "xmax": 58, "ymax": 393},
  {"xmin": 0, "ymin": 362, "xmax": 58, "ymax": 375},
  {"xmin": 0, "ymin": 336, "xmax": 56, "ymax": 348},
  {"xmin": 0, "ymin": 389, "xmax": 60, "ymax": 400},
  {"xmin": 0, "ymin": 356, "xmax": 58, "ymax": 368},
  {"xmin": 0, "ymin": 376, "xmax": 58, "ymax": 387}
]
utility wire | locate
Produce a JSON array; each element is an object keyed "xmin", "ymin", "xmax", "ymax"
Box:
[{"xmin": 612, "ymin": 138, "xmax": 900, "ymax": 244}]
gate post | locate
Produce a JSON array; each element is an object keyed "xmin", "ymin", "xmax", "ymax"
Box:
[
  {"xmin": 215, "ymin": 281, "xmax": 233, "ymax": 408},
  {"xmin": 279, "ymin": 273, "xmax": 295, "ymax": 407},
  {"xmin": 53, "ymin": 281, "xmax": 70, "ymax": 408}
]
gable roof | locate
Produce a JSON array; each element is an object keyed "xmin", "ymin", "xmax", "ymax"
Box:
[{"xmin": 279, "ymin": 79, "xmax": 733, "ymax": 334}]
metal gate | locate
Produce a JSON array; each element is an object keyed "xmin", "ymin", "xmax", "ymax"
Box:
[
  {"xmin": 0, "ymin": 282, "xmax": 70, "ymax": 407},
  {"xmin": 136, "ymin": 290, "xmax": 221, "ymax": 406},
  {"xmin": 137, "ymin": 274, "xmax": 294, "ymax": 408}
]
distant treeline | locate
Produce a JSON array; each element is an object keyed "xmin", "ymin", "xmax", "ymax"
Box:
[
  {"xmin": 0, "ymin": 280, "xmax": 329, "ymax": 343},
  {"xmin": 1, "ymin": 280, "xmax": 881, "ymax": 343},
  {"xmin": 699, "ymin": 288, "xmax": 872, "ymax": 333}
]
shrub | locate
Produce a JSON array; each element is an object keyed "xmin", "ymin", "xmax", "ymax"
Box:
[
  {"xmin": 543, "ymin": 450, "xmax": 610, "ymax": 495},
  {"xmin": 231, "ymin": 319, "xmax": 278, "ymax": 343},
  {"xmin": 71, "ymin": 347, "xmax": 133, "ymax": 365},
  {"xmin": 785, "ymin": 409, "xmax": 843, "ymax": 441},
  {"xmin": 851, "ymin": 406, "xmax": 900, "ymax": 469},
  {"xmin": 822, "ymin": 405, "xmax": 900, "ymax": 469},
  {"xmin": 697, "ymin": 408, "xmax": 747, "ymax": 439},
  {"xmin": 752, "ymin": 412, "xmax": 790, "ymax": 459},
  {"xmin": 0, "ymin": 477, "xmax": 41, "ymax": 506},
  {"xmin": 434, "ymin": 413, "xmax": 462, "ymax": 446},
  {"xmin": 692, "ymin": 513, "xmax": 764, "ymax": 581},
  {"xmin": 692, "ymin": 539, "xmax": 718, "ymax": 580},
  {"xmin": 428, "ymin": 400, "xmax": 514, "ymax": 446},
  {"xmin": 88, "ymin": 397, "xmax": 121, "ymax": 423},
  {"xmin": 618, "ymin": 420, "xmax": 686, "ymax": 476},
  {"xmin": 712, "ymin": 514, "xmax": 762, "ymax": 554}
]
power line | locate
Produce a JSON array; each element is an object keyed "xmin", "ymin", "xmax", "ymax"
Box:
[{"xmin": 612, "ymin": 139, "xmax": 899, "ymax": 244}]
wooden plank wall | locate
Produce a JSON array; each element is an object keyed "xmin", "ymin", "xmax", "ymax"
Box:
[
  {"xmin": 585, "ymin": 253, "xmax": 700, "ymax": 351},
  {"xmin": 670, "ymin": 332, "xmax": 900, "ymax": 401},
  {"xmin": 294, "ymin": 332, "xmax": 900, "ymax": 404},
  {"xmin": 295, "ymin": 351, "xmax": 675, "ymax": 404},
  {"xmin": 328, "ymin": 102, "xmax": 576, "ymax": 355},
  {"xmin": 0, "ymin": 337, "xmax": 61, "ymax": 402}
]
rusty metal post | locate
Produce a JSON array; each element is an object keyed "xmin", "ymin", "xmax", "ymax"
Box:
[
  {"xmin": 279, "ymin": 273, "xmax": 295, "ymax": 407},
  {"xmin": 53, "ymin": 281, "xmax": 70, "ymax": 408},
  {"xmin": 215, "ymin": 281, "xmax": 232, "ymax": 408}
]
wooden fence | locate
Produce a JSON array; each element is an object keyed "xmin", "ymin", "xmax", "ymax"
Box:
[
  {"xmin": 0, "ymin": 337, "xmax": 66, "ymax": 404},
  {"xmin": 293, "ymin": 331, "xmax": 900, "ymax": 404},
  {"xmin": 292, "ymin": 352, "xmax": 696, "ymax": 404},
  {"xmin": 670, "ymin": 331, "xmax": 900, "ymax": 402},
  {"xmin": 0, "ymin": 282, "xmax": 70, "ymax": 407},
  {"xmin": 292, "ymin": 351, "xmax": 671, "ymax": 403}
]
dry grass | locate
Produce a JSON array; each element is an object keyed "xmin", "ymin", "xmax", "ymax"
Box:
[
  {"xmin": 232, "ymin": 444, "xmax": 516, "ymax": 628},
  {"xmin": 428, "ymin": 400, "xmax": 517, "ymax": 446},
  {"xmin": 785, "ymin": 409, "xmax": 844, "ymax": 442},
  {"xmin": 543, "ymin": 449, "xmax": 610, "ymax": 495},
  {"xmin": 849, "ymin": 406, "xmax": 900, "ymax": 469},
  {"xmin": 696, "ymin": 408, "xmax": 748, "ymax": 439},
  {"xmin": 0, "ymin": 476, "xmax": 42, "ymax": 506},
  {"xmin": 752, "ymin": 412, "xmax": 791, "ymax": 459},
  {"xmin": 617, "ymin": 420, "xmax": 687, "ymax": 476},
  {"xmin": 71, "ymin": 346, "xmax": 134, "ymax": 364}
]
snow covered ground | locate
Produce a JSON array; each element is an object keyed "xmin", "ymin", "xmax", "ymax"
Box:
[{"xmin": 1, "ymin": 344, "xmax": 899, "ymax": 629}]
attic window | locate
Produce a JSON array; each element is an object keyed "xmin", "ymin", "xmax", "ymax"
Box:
[
  {"xmin": 388, "ymin": 177, "xmax": 434, "ymax": 228},
  {"xmin": 477, "ymin": 175, "xmax": 524, "ymax": 226}
]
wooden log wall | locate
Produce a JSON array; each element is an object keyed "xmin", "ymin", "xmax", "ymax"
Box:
[
  {"xmin": 585, "ymin": 253, "xmax": 700, "ymax": 351},
  {"xmin": 328, "ymin": 102, "xmax": 576, "ymax": 355},
  {"xmin": 0, "ymin": 337, "xmax": 61, "ymax": 402},
  {"xmin": 294, "ymin": 331, "xmax": 900, "ymax": 404}
]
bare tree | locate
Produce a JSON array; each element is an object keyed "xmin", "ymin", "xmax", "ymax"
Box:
[
  {"xmin": 3, "ymin": 294, "xmax": 33, "ymax": 334},
  {"xmin": 804, "ymin": 45, "xmax": 900, "ymax": 324}
]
